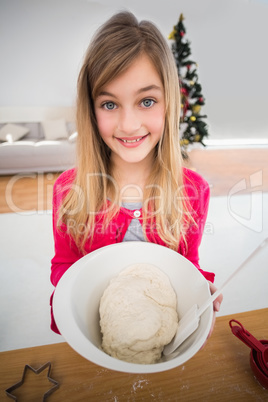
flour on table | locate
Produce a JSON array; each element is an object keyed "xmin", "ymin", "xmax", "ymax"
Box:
[{"xmin": 99, "ymin": 263, "xmax": 178, "ymax": 364}]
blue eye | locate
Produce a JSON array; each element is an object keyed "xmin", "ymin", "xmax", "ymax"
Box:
[
  {"xmin": 103, "ymin": 102, "xmax": 116, "ymax": 110},
  {"xmin": 142, "ymin": 99, "xmax": 155, "ymax": 108}
]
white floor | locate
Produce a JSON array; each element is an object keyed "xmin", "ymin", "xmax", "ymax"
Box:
[{"xmin": 0, "ymin": 193, "xmax": 267, "ymax": 352}]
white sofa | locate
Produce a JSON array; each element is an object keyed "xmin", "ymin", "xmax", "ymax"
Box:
[{"xmin": 0, "ymin": 108, "xmax": 77, "ymax": 175}]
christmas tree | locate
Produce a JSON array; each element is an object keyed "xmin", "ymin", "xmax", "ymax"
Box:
[{"xmin": 169, "ymin": 14, "xmax": 209, "ymax": 158}]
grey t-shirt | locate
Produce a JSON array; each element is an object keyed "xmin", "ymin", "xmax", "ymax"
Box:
[{"xmin": 121, "ymin": 202, "xmax": 145, "ymax": 242}]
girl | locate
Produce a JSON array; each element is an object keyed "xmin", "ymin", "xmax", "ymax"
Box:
[{"xmin": 50, "ymin": 11, "xmax": 222, "ymax": 334}]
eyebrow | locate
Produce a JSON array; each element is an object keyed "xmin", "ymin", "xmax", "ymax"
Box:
[
  {"xmin": 137, "ymin": 85, "xmax": 162, "ymax": 94},
  {"xmin": 96, "ymin": 85, "xmax": 162, "ymax": 98}
]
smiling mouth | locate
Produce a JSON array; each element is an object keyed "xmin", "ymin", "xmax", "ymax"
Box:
[{"xmin": 119, "ymin": 134, "xmax": 148, "ymax": 143}]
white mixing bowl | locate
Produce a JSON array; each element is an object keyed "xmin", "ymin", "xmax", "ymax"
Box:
[{"xmin": 53, "ymin": 241, "xmax": 213, "ymax": 373}]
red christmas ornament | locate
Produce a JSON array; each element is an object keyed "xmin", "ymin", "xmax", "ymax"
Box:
[
  {"xmin": 199, "ymin": 97, "xmax": 203, "ymax": 102},
  {"xmin": 179, "ymin": 31, "xmax": 185, "ymax": 37}
]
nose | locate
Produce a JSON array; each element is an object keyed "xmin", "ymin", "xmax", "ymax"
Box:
[{"xmin": 116, "ymin": 108, "xmax": 141, "ymax": 135}]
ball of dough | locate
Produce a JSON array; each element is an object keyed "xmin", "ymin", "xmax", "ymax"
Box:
[{"xmin": 99, "ymin": 263, "xmax": 178, "ymax": 364}]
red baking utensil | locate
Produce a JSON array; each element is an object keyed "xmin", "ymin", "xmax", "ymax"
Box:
[
  {"xmin": 229, "ymin": 319, "xmax": 268, "ymax": 379},
  {"xmin": 250, "ymin": 340, "xmax": 268, "ymax": 389}
]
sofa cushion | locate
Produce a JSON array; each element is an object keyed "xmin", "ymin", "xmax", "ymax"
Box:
[
  {"xmin": 0, "ymin": 123, "xmax": 30, "ymax": 142},
  {"xmin": 0, "ymin": 139, "xmax": 76, "ymax": 173},
  {"xmin": 34, "ymin": 140, "xmax": 74, "ymax": 155},
  {"xmin": 41, "ymin": 118, "xmax": 68, "ymax": 140},
  {"xmin": 0, "ymin": 141, "xmax": 36, "ymax": 158}
]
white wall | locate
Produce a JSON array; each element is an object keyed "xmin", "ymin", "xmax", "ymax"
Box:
[{"xmin": 1, "ymin": 0, "xmax": 267, "ymax": 139}]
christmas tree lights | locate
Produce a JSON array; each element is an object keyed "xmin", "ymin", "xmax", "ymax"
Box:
[{"xmin": 169, "ymin": 14, "xmax": 209, "ymax": 158}]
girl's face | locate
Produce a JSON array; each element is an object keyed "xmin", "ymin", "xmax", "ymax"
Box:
[{"xmin": 94, "ymin": 54, "xmax": 165, "ymax": 168}]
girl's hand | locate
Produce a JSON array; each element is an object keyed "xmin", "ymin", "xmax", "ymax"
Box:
[
  {"xmin": 201, "ymin": 282, "xmax": 223, "ymax": 349},
  {"xmin": 209, "ymin": 281, "xmax": 223, "ymax": 313},
  {"xmin": 207, "ymin": 281, "xmax": 223, "ymax": 339}
]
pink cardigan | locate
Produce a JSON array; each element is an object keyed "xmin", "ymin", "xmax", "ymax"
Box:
[{"xmin": 50, "ymin": 167, "xmax": 215, "ymax": 333}]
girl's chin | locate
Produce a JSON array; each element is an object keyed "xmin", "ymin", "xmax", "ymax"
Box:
[{"xmin": 112, "ymin": 150, "xmax": 154, "ymax": 166}]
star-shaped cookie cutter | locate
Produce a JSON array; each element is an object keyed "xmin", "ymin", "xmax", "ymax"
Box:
[{"xmin": 5, "ymin": 361, "xmax": 59, "ymax": 401}]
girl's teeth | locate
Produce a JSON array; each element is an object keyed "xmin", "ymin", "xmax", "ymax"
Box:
[{"xmin": 122, "ymin": 137, "xmax": 143, "ymax": 143}]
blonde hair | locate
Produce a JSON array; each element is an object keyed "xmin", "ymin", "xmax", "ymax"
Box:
[{"xmin": 58, "ymin": 11, "xmax": 192, "ymax": 252}]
